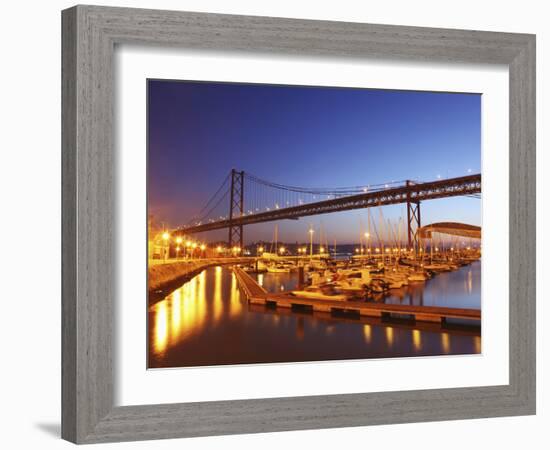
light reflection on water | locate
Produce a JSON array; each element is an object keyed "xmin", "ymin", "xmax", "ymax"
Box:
[
  {"xmin": 383, "ymin": 261, "xmax": 481, "ymax": 309},
  {"xmin": 363, "ymin": 325, "xmax": 372, "ymax": 344},
  {"xmin": 385, "ymin": 327, "xmax": 394, "ymax": 347},
  {"xmin": 149, "ymin": 263, "xmax": 481, "ymax": 368},
  {"xmin": 412, "ymin": 329, "xmax": 421, "ymax": 352},
  {"xmin": 441, "ymin": 332, "xmax": 451, "ymax": 354}
]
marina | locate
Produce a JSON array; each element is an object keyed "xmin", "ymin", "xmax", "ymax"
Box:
[
  {"xmin": 148, "ymin": 258, "xmax": 481, "ymax": 368},
  {"xmin": 147, "ymin": 80, "xmax": 483, "ymax": 368},
  {"xmin": 147, "ymin": 177, "xmax": 482, "ymax": 368},
  {"xmin": 233, "ymin": 267, "xmax": 481, "ymax": 324}
]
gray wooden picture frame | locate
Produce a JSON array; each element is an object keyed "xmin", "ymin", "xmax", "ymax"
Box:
[{"xmin": 61, "ymin": 5, "xmax": 536, "ymax": 444}]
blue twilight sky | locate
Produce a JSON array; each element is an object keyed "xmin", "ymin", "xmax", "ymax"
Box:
[{"xmin": 148, "ymin": 80, "xmax": 481, "ymax": 244}]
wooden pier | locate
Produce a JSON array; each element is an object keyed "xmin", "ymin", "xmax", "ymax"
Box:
[{"xmin": 233, "ymin": 267, "xmax": 481, "ymax": 324}]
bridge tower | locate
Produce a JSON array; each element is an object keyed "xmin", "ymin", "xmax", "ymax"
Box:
[
  {"xmin": 228, "ymin": 169, "xmax": 245, "ymax": 251},
  {"xmin": 406, "ymin": 180, "xmax": 421, "ymax": 253}
]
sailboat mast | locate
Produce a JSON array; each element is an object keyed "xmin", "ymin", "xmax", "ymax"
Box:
[
  {"xmin": 274, "ymin": 224, "xmax": 278, "ymax": 255},
  {"xmin": 359, "ymin": 217, "xmax": 364, "ymax": 253},
  {"xmin": 367, "ymin": 209, "xmax": 371, "ymax": 255}
]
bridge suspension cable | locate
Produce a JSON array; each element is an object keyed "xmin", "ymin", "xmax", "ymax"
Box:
[
  {"xmin": 244, "ymin": 172, "xmax": 407, "ymax": 195},
  {"xmin": 186, "ymin": 172, "xmax": 231, "ymax": 225}
]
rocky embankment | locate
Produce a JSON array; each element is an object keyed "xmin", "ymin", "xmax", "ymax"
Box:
[
  {"xmin": 148, "ymin": 258, "xmax": 251, "ymax": 303},
  {"xmin": 148, "ymin": 261, "xmax": 212, "ymax": 302}
]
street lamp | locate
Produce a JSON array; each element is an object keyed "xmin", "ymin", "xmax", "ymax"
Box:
[
  {"xmin": 200, "ymin": 244, "xmax": 206, "ymax": 258},
  {"xmin": 161, "ymin": 232, "xmax": 170, "ymax": 260},
  {"xmin": 279, "ymin": 246, "xmax": 286, "ymax": 255},
  {"xmin": 308, "ymin": 228, "xmax": 314, "ymax": 256},
  {"xmin": 364, "ymin": 232, "xmax": 370, "ymax": 254},
  {"xmin": 175, "ymin": 237, "xmax": 183, "ymax": 259}
]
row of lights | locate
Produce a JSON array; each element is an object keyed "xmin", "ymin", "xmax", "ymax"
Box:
[
  {"xmin": 355, "ymin": 247, "xmax": 408, "ymax": 253},
  {"xmin": 159, "ymin": 236, "xmax": 252, "ymax": 258},
  {"xmin": 353, "ymin": 246, "xmax": 474, "ymax": 253},
  {"xmin": 161, "ymin": 232, "xmax": 206, "ymax": 253}
]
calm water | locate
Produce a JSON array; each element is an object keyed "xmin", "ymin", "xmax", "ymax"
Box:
[{"xmin": 148, "ymin": 262, "xmax": 481, "ymax": 368}]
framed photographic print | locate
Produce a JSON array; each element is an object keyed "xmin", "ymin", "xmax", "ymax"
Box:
[{"xmin": 62, "ymin": 5, "xmax": 536, "ymax": 444}]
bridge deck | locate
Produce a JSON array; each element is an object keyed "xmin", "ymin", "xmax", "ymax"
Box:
[
  {"xmin": 233, "ymin": 267, "xmax": 481, "ymax": 324},
  {"xmin": 179, "ymin": 173, "xmax": 481, "ymax": 235}
]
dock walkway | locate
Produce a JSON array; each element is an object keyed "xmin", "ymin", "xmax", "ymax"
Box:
[
  {"xmin": 232, "ymin": 267, "xmax": 481, "ymax": 324},
  {"xmin": 232, "ymin": 265, "xmax": 269, "ymax": 299}
]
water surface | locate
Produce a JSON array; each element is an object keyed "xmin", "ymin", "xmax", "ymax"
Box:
[{"xmin": 148, "ymin": 262, "xmax": 481, "ymax": 368}]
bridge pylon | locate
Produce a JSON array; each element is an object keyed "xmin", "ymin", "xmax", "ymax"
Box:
[
  {"xmin": 228, "ymin": 169, "xmax": 245, "ymax": 251},
  {"xmin": 406, "ymin": 180, "xmax": 421, "ymax": 254}
]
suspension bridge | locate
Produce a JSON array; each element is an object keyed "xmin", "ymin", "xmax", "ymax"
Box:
[{"xmin": 174, "ymin": 170, "xmax": 481, "ymax": 250}]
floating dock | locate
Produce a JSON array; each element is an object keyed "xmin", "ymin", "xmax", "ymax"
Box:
[{"xmin": 233, "ymin": 266, "xmax": 481, "ymax": 324}]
